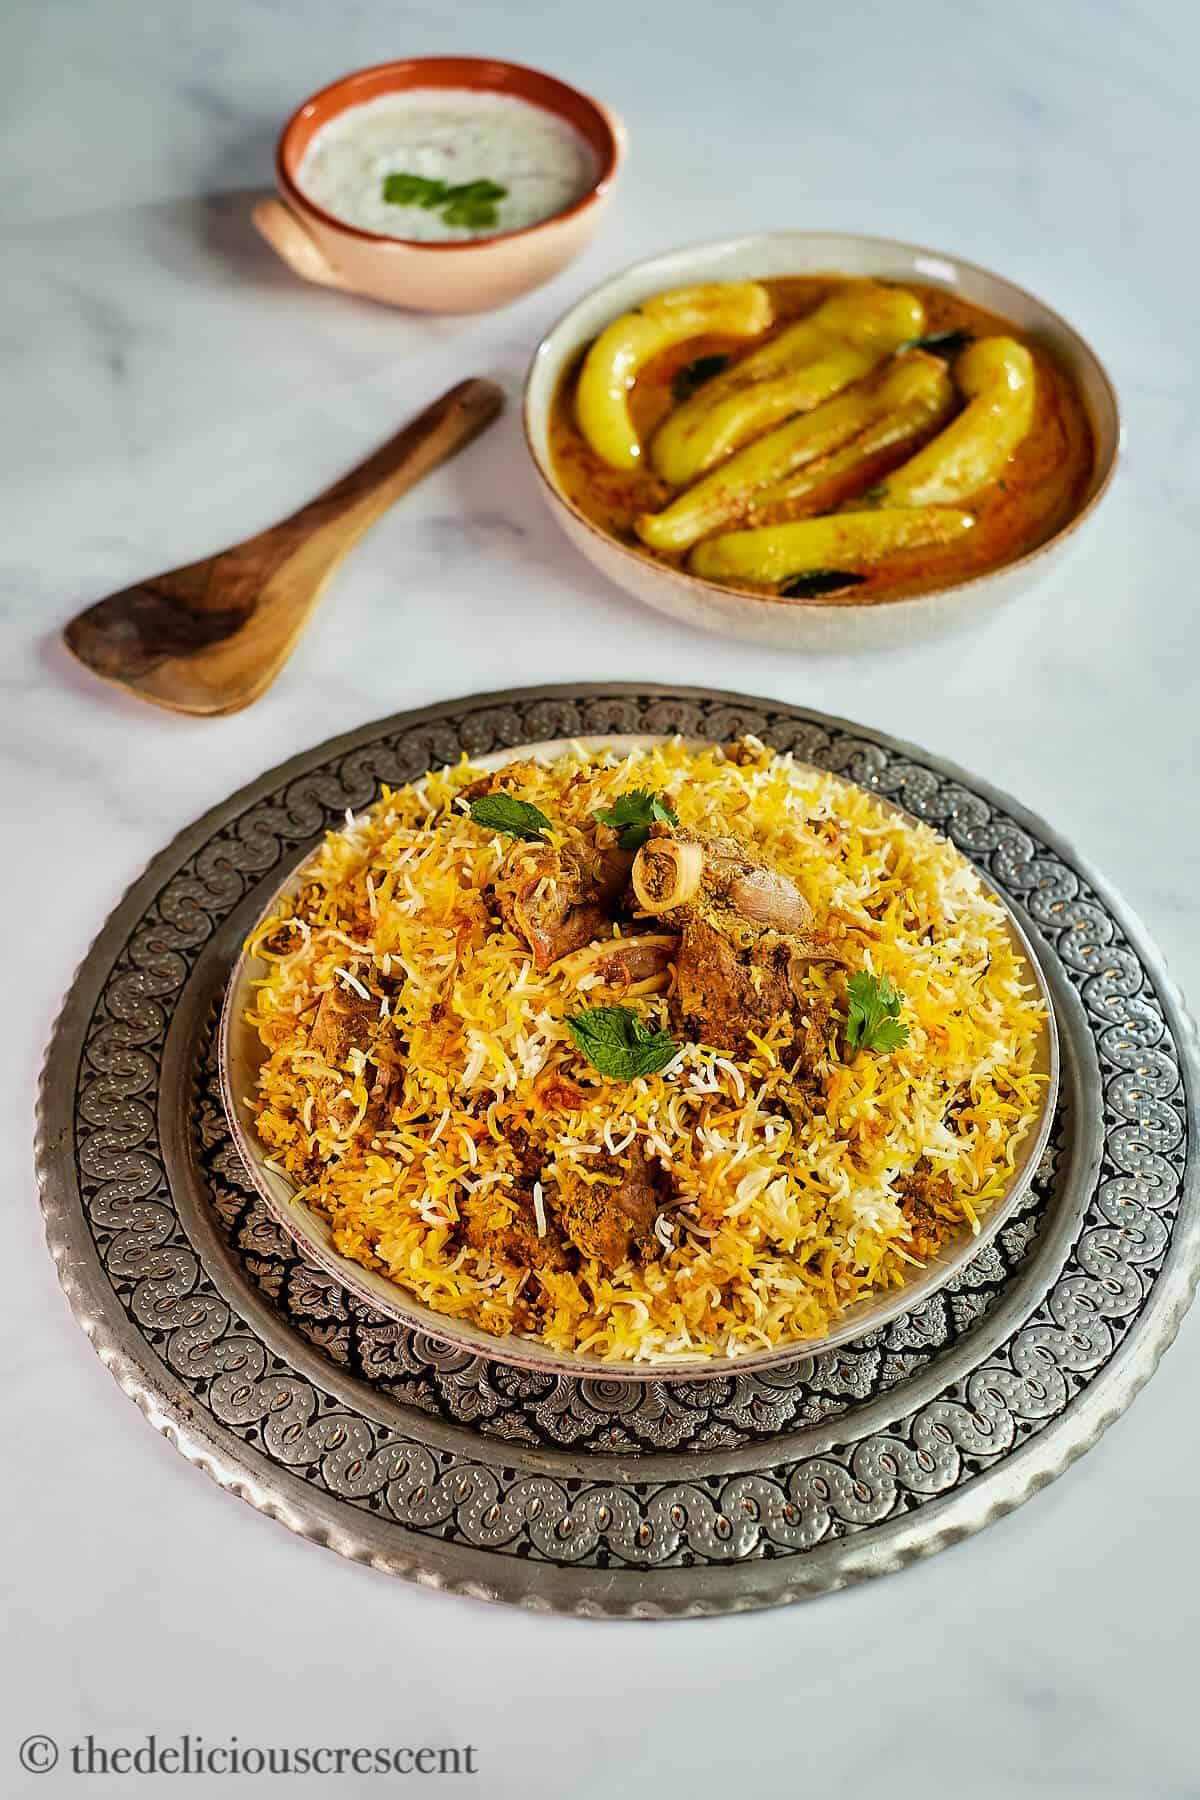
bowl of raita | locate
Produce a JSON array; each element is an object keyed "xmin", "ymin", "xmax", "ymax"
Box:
[{"xmin": 254, "ymin": 57, "xmax": 626, "ymax": 313}]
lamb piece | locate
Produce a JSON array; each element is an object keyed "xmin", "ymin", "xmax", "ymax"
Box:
[
  {"xmin": 557, "ymin": 931, "xmax": 680, "ymax": 998},
  {"xmin": 307, "ymin": 983, "xmax": 394, "ymax": 1129},
  {"xmin": 503, "ymin": 1120, "xmax": 549, "ymax": 1182},
  {"xmin": 795, "ymin": 995, "xmax": 835, "ymax": 1076},
  {"xmin": 458, "ymin": 759, "xmax": 546, "ymax": 804},
  {"xmin": 309, "ymin": 984, "xmax": 376, "ymax": 1067},
  {"xmin": 900, "ymin": 1159, "xmax": 956, "ymax": 1207},
  {"xmin": 493, "ymin": 834, "xmax": 633, "ymax": 970},
  {"xmin": 779, "ymin": 999, "xmax": 835, "ymax": 1126},
  {"xmin": 897, "ymin": 1159, "xmax": 958, "ymax": 1256},
  {"xmin": 633, "ymin": 826, "xmax": 817, "ymax": 935},
  {"xmin": 554, "ymin": 1143, "xmax": 664, "ymax": 1269},
  {"xmin": 460, "ymin": 1186, "xmax": 572, "ymax": 1273},
  {"xmin": 672, "ymin": 916, "xmax": 793, "ymax": 1052},
  {"xmin": 672, "ymin": 914, "xmax": 848, "ymax": 1054},
  {"xmin": 632, "ymin": 825, "xmax": 849, "ymax": 1052}
]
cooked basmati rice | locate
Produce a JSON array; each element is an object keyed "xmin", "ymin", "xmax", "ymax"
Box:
[{"xmin": 246, "ymin": 741, "xmax": 1046, "ymax": 1362}]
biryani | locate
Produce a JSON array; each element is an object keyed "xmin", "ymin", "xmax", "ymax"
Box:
[{"xmin": 245, "ymin": 738, "xmax": 1047, "ymax": 1363}]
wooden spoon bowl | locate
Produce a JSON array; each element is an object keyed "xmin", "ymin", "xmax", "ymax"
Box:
[{"xmin": 64, "ymin": 377, "xmax": 504, "ymax": 715}]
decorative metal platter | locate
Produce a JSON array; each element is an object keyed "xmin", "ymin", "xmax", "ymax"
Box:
[{"xmin": 36, "ymin": 685, "xmax": 1199, "ymax": 1616}]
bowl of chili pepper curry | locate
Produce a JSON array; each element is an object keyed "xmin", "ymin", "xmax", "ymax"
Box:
[{"xmin": 524, "ymin": 232, "xmax": 1119, "ymax": 649}]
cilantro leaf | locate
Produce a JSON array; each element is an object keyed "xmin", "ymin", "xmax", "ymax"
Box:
[
  {"xmin": 594, "ymin": 788, "xmax": 679, "ymax": 851},
  {"xmin": 672, "ymin": 354, "xmax": 730, "ymax": 404},
  {"xmin": 469, "ymin": 793, "xmax": 552, "ymax": 842},
  {"xmin": 566, "ymin": 1006, "xmax": 678, "ymax": 1081},
  {"xmin": 844, "ymin": 971, "xmax": 910, "ymax": 1057},
  {"xmin": 867, "ymin": 1014, "xmax": 909, "ymax": 1054}
]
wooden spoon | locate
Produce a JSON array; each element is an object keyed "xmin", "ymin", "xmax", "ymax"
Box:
[{"xmin": 63, "ymin": 377, "xmax": 504, "ymax": 716}]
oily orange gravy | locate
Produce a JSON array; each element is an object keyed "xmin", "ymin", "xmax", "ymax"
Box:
[{"xmin": 549, "ymin": 275, "xmax": 1095, "ymax": 602}]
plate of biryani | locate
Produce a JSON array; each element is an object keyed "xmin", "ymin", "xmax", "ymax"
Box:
[{"xmin": 220, "ymin": 733, "xmax": 1057, "ymax": 1377}]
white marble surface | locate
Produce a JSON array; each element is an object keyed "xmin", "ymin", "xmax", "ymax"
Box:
[{"xmin": 6, "ymin": 0, "xmax": 1200, "ymax": 1793}]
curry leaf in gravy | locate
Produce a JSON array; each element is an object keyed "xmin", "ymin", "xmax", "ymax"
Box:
[
  {"xmin": 779, "ymin": 569, "xmax": 867, "ymax": 598},
  {"xmin": 671, "ymin": 354, "xmax": 731, "ymax": 404},
  {"xmin": 567, "ymin": 1006, "xmax": 679, "ymax": 1080},
  {"xmin": 896, "ymin": 328, "xmax": 974, "ymax": 360}
]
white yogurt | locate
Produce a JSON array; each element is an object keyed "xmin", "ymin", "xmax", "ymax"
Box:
[{"xmin": 297, "ymin": 90, "xmax": 599, "ymax": 241}]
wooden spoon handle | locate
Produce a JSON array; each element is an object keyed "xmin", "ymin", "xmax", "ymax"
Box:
[
  {"xmin": 293, "ymin": 376, "xmax": 505, "ymax": 539},
  {"xmin": 61, "ymin": 378, "xmax": 505, "ymax": 717}
]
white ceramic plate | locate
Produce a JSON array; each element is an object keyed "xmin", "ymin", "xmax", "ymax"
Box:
[
  {"xmin": 219, "ymin": 734, "xmax": 1059, "ymax": 1381},
  {"xmin": 523, "ymin": 232, "xmax": 1121, "ymax": 650}
]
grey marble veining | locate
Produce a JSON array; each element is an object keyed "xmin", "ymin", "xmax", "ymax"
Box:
[{"xmin": 5, "ymin": 0, "xmax": 1199, "ymax": 1795}]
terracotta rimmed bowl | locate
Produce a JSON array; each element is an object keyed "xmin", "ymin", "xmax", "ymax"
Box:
[
  {"xmin": 218, "ymin": 734, "xmax": 1060, "ymax": 1383},
  {"xmin": 252, "ymin": 57, "xmax": 625, "ymax": 314},
  {"xmin": 523, "ymin": 232, "xmax": 1121, "ymax": 649}
]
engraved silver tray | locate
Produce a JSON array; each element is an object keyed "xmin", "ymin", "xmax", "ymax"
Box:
[{"xmin": 35, "ymin": 686, "xmax": 1200, "ymax": 1616}]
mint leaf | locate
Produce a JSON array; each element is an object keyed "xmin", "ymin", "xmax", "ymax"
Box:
[
  {"xmin": 594, "ymin": 788, "xmax": 679, "ymax": 851},
  {"xmin": 844, "ymin": 971, "xmax": 909, "ymax": 1057},
  {"xmin": 382, "ymin": 173, "xmax": 447, "ymax": 208},
  {"xmin": 445, "ymin": 180, "xmax": 506, "ymax": 203},
  {"xmin": 567, "ymin": 1006, "xmax": 678, "ymax": 1080},
  {"xmin": 382, "ymin": 173, "xmax": 507, "ymax": 229},
  {"xmin": 469, "ymin": 794, "xmax": 552, "ymax": 842}
]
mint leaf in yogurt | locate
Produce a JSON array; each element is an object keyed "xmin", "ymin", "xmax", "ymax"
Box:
[
  {"xmin": 381, "ymin": 173, "xmax": 508, "ymax": 230},
  {"xmin": 442, "ymin": 180, "xmax": 508, "ymax": 228},
  {"xmin": 381, "ymin": 172, "xmax": 447, "ymax": 209}
]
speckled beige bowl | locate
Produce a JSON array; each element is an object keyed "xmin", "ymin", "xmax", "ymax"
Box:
[
  {"xmin": 218, "ymin": 735, "xmax": 1059, "ymax": 1384},
  {"xmin": 252, "ymin": 57, "xmax": 625, "ymax": 314},
  {"xmin": 523, "ymin": 232, "xmax": 1121, "ymax": 648}
]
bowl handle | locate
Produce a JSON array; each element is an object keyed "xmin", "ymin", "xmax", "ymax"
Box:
[{"xmin": 252, "ymin": 197, "xmax": 348, "ymax": 290}]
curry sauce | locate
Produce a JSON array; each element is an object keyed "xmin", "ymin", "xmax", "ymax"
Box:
[{"xmin": 549, "ymin": 276, "xmax": 1096, "ymax": 602}]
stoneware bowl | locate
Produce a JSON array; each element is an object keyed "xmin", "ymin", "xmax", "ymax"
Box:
[
  {"xmin": 523, "ymin": 232, "xmax": 1121, "ymax": 649},
  {"xmin": 253, "ymin": 57, "xmax": 626, "ymax": 314},
  {"xmin": 219, "ymin": 734, "xmax": 1060, "ymax": 1383}
]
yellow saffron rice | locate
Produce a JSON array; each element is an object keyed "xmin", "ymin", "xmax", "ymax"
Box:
[{"xmin": 245, "ymin": 741, "xmax": 1047, "ymax": 1363}]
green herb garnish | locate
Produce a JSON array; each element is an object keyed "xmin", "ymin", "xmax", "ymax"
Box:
[
  {"xmin": 672, "ymin": 354, "xmax": 730, "ymax": 403},
  {"xmin": 779, "ymin": 570, "xmax": 867, "ymax": 599},
  {"xmin": 442, "ymin": 179, "xmax": 507, "ymax": 227},
  {"xmin": 468, "ymin": 794, "xmax": 552, "ymax": 841},
  {"xmin": 567, "ymin": 1006, "xmax": 678, "ymax": 1080},
  {"xmin": 381, "ymin": 172, "xmax": 447, "ymax": 209},
  {"xmin": 594, "ymin": 788, "xmax": 679, "ymax": 850},
  {"xmin": 895, "ymin": 329, "xmax": 973, "ymax": 360},
  {"xmin": 844, "ymin": 971, "xmax": 909, "ymax": 1056},
  {"xmin": 381, "ymin": 173, "xmax": 508, "ymax": 229}
]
